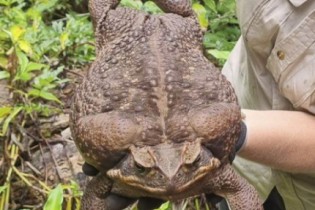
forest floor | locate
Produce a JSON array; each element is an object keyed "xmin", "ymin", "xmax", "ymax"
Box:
[{"xmin": 0, "ymin": 67, "xmax": 92, "ymax": 210}]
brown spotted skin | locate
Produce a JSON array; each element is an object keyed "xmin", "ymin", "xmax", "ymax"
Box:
[
  {"xmin": 70, "ymin": 0, "xmax": 263, "ymax": 209},
  {"xmin": 206, "ymin": 165, "xmax": 263, "ymax": 210},
  {"xmin": 153, "ymin": 0, "xmax": 193, "ymax": 17}
]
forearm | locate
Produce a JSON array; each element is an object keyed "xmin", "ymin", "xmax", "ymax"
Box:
[{"xmin": 239, "ymin": 109, "xmax": 315, "ymax": 173}]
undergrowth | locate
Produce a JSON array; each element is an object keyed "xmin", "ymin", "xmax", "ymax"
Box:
[{"xmin": 0, "ymin": 0, "xmax": 94, "ymax": 209}]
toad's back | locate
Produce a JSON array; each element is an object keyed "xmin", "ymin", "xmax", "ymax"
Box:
[{"xmin": 71, "ymin": 7, "xmax": 238, "ymax": 170}]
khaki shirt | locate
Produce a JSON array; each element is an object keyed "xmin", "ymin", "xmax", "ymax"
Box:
[{"xmin": 222, "ymin": 0, "xmax": 315, "ymax": 209}]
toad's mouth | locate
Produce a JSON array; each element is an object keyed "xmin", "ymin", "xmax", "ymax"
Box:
[{"xmin": 107, "ymin": 158, "xmax": 220, "ymax": 196}]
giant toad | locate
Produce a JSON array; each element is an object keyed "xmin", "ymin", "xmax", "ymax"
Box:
[{"xmin": 70, "ymin": 0, "xmax": 263, "ymax": 209}]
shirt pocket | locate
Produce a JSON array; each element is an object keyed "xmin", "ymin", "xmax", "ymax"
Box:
[
  {"xmin": 266, "ymin": 11, "xmax": 315, "ymax": 110},
  {"xmin": 243, "ymin": 0, "xmax": 292, "ymax": 54}
]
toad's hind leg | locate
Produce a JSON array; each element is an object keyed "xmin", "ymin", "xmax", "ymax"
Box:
[
  {"xmin": 81, "ymin": 172, "xmax": 135, "ymax": 210},
  {"xmin": 153, "ymin": 0, "xmax": 193, "ymax": 17}
]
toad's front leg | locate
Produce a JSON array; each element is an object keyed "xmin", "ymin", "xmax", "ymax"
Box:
[
  {"xmin": 81, "ymin": 172, "xmax": 135, "ymax": 210},
  {"xmin": 206, "ymin": 165, "xmax": 263, "ymax": 210}
]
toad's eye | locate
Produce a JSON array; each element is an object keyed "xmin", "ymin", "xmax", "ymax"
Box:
[{"xmin": 135, "ymin": 162, "xmax": 147, "ymax": 174}]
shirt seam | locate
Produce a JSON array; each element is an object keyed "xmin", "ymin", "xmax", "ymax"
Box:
[
  {"xmin": 292, "ymin": 79, "xmax": 315, "ymax": 108},
  {"xmin": 267, "ymin": 11, "xmax": 315, "ymax": 80},
  {"xmin": 288, "ymin": 0, "xmax": 309, "ymax": 7},
  {"xmin": 243, "ymin": 0, "xmax": 270, "ymax": 41},
  {"xmin": 290, "ymin": 177, "xmax": 307, "ymax": 210}
]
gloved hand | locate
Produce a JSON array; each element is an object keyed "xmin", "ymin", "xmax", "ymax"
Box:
[
  {"xmin": 236, "ymin": 120, "xmax": 247, "ymax": 153},
  {"xmin": 210, "ymin": 121, "xmax": 247, "ymax": 208},
  {"xmin": 229, "ymin": 120, "xmax": 247, "ymax": 163}
]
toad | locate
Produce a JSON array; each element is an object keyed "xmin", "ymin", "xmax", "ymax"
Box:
[{"xmin": 70, "ymin": 0, "xmax": 263, "ymax": 209}]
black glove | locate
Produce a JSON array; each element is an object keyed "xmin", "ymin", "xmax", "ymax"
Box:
[
  {"xmin": 82, "ymin": 162, "xmax": 99, "ymax": 176},
  {"xmin": 229, "ymin": 121, "xmax": 247, "ymax": 162},
  {"xmin": 236, "ymin": 120, "xmax": 247, "ymax": 152},
  {"xmin": 206, "ymin": 193, "xmax": 225, "ymax": 208}
]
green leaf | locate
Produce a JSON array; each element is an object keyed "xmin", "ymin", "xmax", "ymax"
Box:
[
  {"xmin": 14, "ymin": 51, "xmax": 39, "ymax": 82},
  {"xmin": 32, "ymin": 0, "xmax": 59, "ymax": 12},
  {"xmin": 0, "ymin": 71, "xmax": 9, "ymax": 80},
  {"xmin": 0, "ymin": 30, "xmax": 10, "ymax": 41},
  {"xmin": 0, "ymin": 185, "xmax": 7, "ymax": 193},
  {"xmin": 0, "ymin": 106, "xmax": 22, "ymax": 136},
  {"xmin": 26, "ymin": 7, "xmax": 41, "ymax": 20},
  {"xmin": 17, "ymin": 71, "xmax": 32, "ymax": 82},
  {"xmin": 143, "ymin": 1, "xmax": 162, "ymax": 14},
  {"xmin": 203, "ymin": 32, "xmax": 219, "ymax": 48},
  {"xmin": 10, "ymin": 25, "xmax": 24, "ymax": 43},
  {"xmin": 0, "ymin": 106, "xmax": 12, "ymax": 119},
  {"xmin": 203, "ymin": 0, "xmax": 217, "ymax": 12},
  {"xmin": 217, "ymin": 0, "xmax": 236, "ymax": 14},
  {"xmin": 0, "ymin": 56, "xmax": 8, "ymax": 69},
  {"xmin": 27, "ymin": 88, "xmax": 40, "ymax": 96},
  {"xmin": 69, "ymin": 180, "xmax": 83, "ymax": 197},
  {"xmin": 120, "ymin": 0, "xmax": 143, "ymax": 10},
  {"xmin": 192, "ymin": 3, "xmax": 208, "ymax": 30},
  {"xmin": 155, "ymin": 201, "xmax": 171, "ymax": 210},
  {"xmin": 194, "ymin": 198, "xmax": 200, "ymax": 210},
  {"xmin": 32, "ymin": 67, "xmax": 64, "ymax": 90},
  {"xmin": 60, "ymin": 32, "xmax": 69, "ymax": 50},
  {"xmin": 16, "ymin": 50, "xmax": 29, "ymax": 72},
  {"xmin": 26, "ymin": 62, "xmax": 47, "ymax": 72},
  {"xmin": 28, "ymin": 89, "xmax": 61, "ymax": 103},
  {"xmin": 44, "ymin": 184, "xmax": 63, "ymax": 210},
  {"xmin": 18, "ymin": 40, "xmax": 33, "ymax": 54},
  {"xmin": 207, "ymin": 49, "xmax": 231, "ymax": 60},
  {"xmin": 23, "ymin": 103, "xmax": 59, "ymax": 117},
  {"xmin": 0, "ymin": 0, "xmax": 10, "ymax": 6},
  {"xmin": 39, "ymin": 91, "xmax": 61, "ymax": 103}
]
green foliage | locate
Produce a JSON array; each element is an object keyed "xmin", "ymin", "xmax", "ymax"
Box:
[
  {"xmin": 44, "ymin": 184, "xmax": 64, "ymax": 210},
  {"xmin": 43, "ymin": 181, "xmax": 83, "ymax": 210},
  {"xmin": 120, "ymin": 0, "xmax": 163, "ymax": 14},
  {"xmin": 156, "ymin": 201, "xmax": 171, "ymax": 210},
  {"xmin": 0, "ymin": 4, "xmax": 94, "ymax": 68},
  {"xmin": 0, "ymin": 106, "xmax": 22, "ymax": 136},
  {"xmin": 193, "ymin": 0, "xmax": 240, "ymax": 66},
  {"xmin": 193, "ymin": 3, "xmax": 209, "ymax": 30},
  {"xmin": 0, "ymin": 1, "xmax": 93, "ymax": 208},
  {"xmin": 0, "ymin": 185, "xmax": 7, "ymax": 193},
  {"xmin": 0, "ymin": 0, "xmax": 94, "ymax": 136}
]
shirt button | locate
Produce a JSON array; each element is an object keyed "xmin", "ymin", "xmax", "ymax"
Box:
[{"xmin": 277, "ymin": 51, "xmax": 285, "ymax": 60}]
